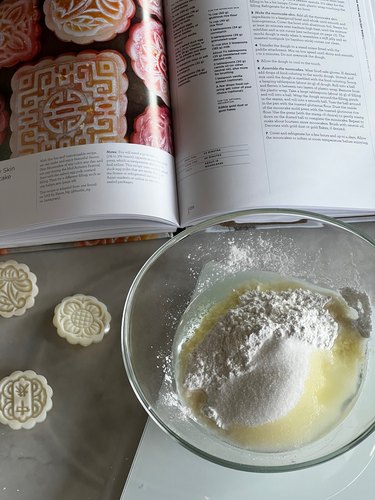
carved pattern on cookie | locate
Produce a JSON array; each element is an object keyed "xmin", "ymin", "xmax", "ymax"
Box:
[
  {"xmin": 0, "ymin": 0, "xmax": 41, "ymax": 69},
  {"xmin": 137, "ymin": 0, "xmax": 163, "ymax": 20},
  {"xmin": 44, "ymin": 0, "xmax": 136, "ymax": 44},
  {"xmin": 53, "ymin": 294, "xmax": 111, "ymax": 346},
  {"xmin": 10, "ymin": 50, "xmax": 128, "ymax": 157},
  {"xmin": 126, "ymin": 18, "xmax": 169, "ymax": 105},
  {"xmin": 0, "ymin": 260, "xmax": 38, "ymax": 318},
  {"xmin": 0, "ymin": 370, "xmax": 53, "ymax": 430},
  {"xmin": 131, "ymin": 105, "xmax": 173, "ymax": 154}
]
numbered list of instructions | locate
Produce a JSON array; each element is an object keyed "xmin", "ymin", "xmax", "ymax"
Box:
[{"xmin": 249, "ymin": 0, "xmax": 371, "ymax": 145}]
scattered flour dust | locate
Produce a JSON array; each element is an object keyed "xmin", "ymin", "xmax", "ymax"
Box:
[{"xmin": 182, "ymin": 287, "xmax": 340, "ymax": 428}]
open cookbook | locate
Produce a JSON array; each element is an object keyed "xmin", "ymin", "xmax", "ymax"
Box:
[{"xmin": 0, "ymin": 0, "xmax": 375, "ymax": 249}]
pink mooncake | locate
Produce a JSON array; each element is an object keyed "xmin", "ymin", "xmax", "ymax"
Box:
[
  {"xmin": 44, "ymin": 0, "xmax": 136, "ymax": 44},
  {"xmin": 131, "ymin": 105, "xmax": 173, "ymax": 154},
  {"xmin": 0, "ymin": 96, "xmax": 9, "ymax": 144},
  {"xmin": 0, "ymin": 0, "xmax": 41, "ymax": 69},
  {"xmin": 10, "ymin": 50, "xmax": 128, "ymax": 157},
  {"xmin": 137, "ymin": 0, "xmax": 163, "ymax": 20},
  {"xmin": 126, "ymin": 18, "xmax": 169, "ymax": 105}
]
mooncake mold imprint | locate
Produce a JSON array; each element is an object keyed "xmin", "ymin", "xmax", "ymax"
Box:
[
  {"xmin": 53, "ymin": 294, "xmax": 111, "ymax": 346},
  {"xmin": 10, "ymin": 50, "xmax": 128, "ymax": 157},
  {"xmin": 44, "ymin": 0, "xmax": 136, "ymax": 44},
  {"xmin": 0, "ymin": 260, "xmax": 38, "ymax": 318},
  {"xmin": 131, "ymin": 105, "xmax": 173, "ymax": 154},
  {"xmin": 0, "ymin": 0, "xmax": 41, "ymax": 69},
  {"xmin": 126, "ymin": 18, "xmax": 169, "ymax": 105},
  {"xmin": 0, "ymin": 370, "xmax": 53, "ymax": 430}
]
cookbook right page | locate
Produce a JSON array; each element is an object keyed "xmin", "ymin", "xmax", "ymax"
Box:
[{"xmin": 164, "ymin": 0, "xmax": 375, "ymax": 225}]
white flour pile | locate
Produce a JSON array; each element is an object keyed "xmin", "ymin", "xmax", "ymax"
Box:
[{"xmin": 183, "ymin": 288, "xmax": 339, "ymax": 428}]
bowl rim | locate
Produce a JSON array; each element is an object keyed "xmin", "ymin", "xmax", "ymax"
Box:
[{"xmin": 121, "ymin": 208, "xmax": 375, "ymax": 472}]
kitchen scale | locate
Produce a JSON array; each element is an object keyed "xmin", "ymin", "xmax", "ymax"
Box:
[{"xmin": 121, "ymin": 418, "xmax": 375, "ymax": 500}]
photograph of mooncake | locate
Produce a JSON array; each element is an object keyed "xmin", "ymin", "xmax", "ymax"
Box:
[
  {"xmin": 126, "ymin": 17, "xmax": 170, "ymax": 106},
  {"xmin": 137, "ymin": 0, "xmax": 163, "ymax": 20},
  {"xmin": 0, "ymin": 95, "xmax": 9, "ymax": 145},
  {"xmin": 10, "ymin": 50, "xmax": 128, "ymax": 157},
  {"xmin": 131, "ymin": 104, "xmax": 172, "ymax": 154},
  {"xmin": 44, "ymin": 0, "xmax": 136, "ymax": 44},
  {"xmin": 0, "ymin": 0, "xmax": 41, "ymax": 69}
]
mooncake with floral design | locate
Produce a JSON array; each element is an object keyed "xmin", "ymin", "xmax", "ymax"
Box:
[
  {"xmin": 44, "ymin": 0, "xmax": 136, "ymax": 44},
  {"xmin": 137, "ymin": 0, "xmax": 163, "ymax": 20},
  {"xmin": 53, "ymin": 294, "xmax": 111, "ymax": 346},
  {"xmin": 126, "ymin": 18, "xmax": 169, "ymax": 105},
  {"xmin": 0, "ymin": 0, "xmax": 41, "ymax": 69},
  {"xmin": 131, "ymin": 105, "xmax": 173, "ymax": 154},
  {"xmin": 10, "ymin": 50, "xmax": 128, "ymax": 157},
  {"xmin": 0, "ymin": 96, "xmax": 9, "ymax": 145},
  {"xmin": 0, "ymin": 260, "xmax": 38, "ymax": 318}
]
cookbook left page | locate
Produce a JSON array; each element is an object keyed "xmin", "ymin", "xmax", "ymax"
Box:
[{"xmin": 0, "ymin": 0, "xmax": 178, "ymax": 248}]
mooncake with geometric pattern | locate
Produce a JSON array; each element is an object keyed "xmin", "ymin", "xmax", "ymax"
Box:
[
  {"xmin": 0, "ymin": 0, "xmax": 41, "ymax": 69},
  {"xmin": 44, "ymin": 0, "xmax": 136, "ymax": 44},
  {"xmin": 0, "ymin": 370, "xmax": 53, "ymax": 430},
  {"xmin": 10, "ymin": 50, "xmax": 128, "ymax": 157}
]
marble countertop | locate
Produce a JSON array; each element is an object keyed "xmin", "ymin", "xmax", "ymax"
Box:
[
  {"xmin": 0, "ymin": 238, "xmax": 165, "ymax": 500},
  {"xmin": 1, "ymin": 221, "xmax": 375, "ymax": 500}
]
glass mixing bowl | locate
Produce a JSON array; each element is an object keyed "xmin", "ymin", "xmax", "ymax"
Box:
[{"xmin": 121, "ymin": 209, "xmax": 375, "ymax": 472}]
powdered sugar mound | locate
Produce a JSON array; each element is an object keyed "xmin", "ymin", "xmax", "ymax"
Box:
[
  {"xmin": 183, "ymin": 287, "xmax": 339, "ymax": 428},
  {"xmin": 236, "ymin": 288, "xmax": 338, "ymax": 349},
  {"xmin": 204, "ymin": 337, "xmax": 311, "ymax": 427}
]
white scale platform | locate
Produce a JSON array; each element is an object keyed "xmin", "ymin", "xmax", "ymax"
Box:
[{"xmin": 121, "ymin": 418, "xmax": 375, "ymax": 500}]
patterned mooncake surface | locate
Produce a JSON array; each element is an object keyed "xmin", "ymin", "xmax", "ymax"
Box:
[
  {"xmin": 53, "ymin": 294, "xmax": 111, "ymax": 346},
  {"xmin": 137, "ymin": 0, "xmax": 163, "ymax": 20},
  {"xmin": 131, "ymin": 105, "xmax": 173, "ymax": 154},
  {"xmin": 44, "ymin": 0, "xmax": 136, "ymax": 44},
  {"xmin": 0, "ymin": 0, "xmax": 41, "ymax": 69},
  {"xmin": 0, "ymin": 370, "xmax": 53, "ymax": 430},
  {"xmin": 126, "ymin": 18, "xmax": 169, "ymax": 105},
  {"xmin": 10, "ymin": 50, "xmax": 128, "ymax": 157},
  {"xmin": 0, "ymin": 260, "xmax": 38, "ymax": 318}
]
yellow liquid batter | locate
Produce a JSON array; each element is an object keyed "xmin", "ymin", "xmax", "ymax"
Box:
[{"xmin": 175, "ymin": 275, "xmax": 367, "ymax": 452}]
